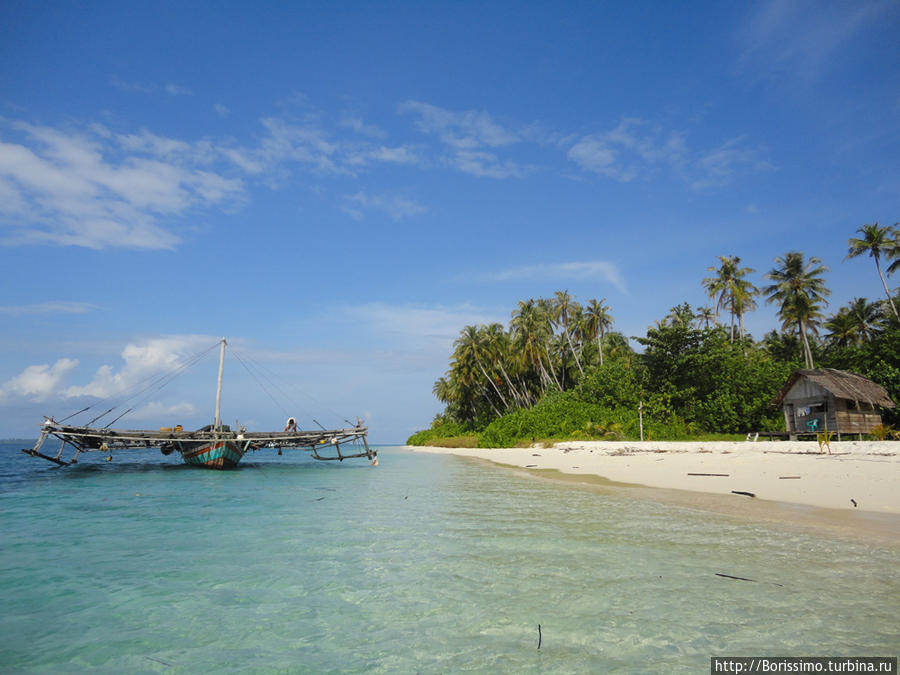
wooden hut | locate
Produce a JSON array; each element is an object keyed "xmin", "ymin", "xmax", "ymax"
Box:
[{"xmin": 771, "ymin": 368, "xmax": 895, "ymax": 440}]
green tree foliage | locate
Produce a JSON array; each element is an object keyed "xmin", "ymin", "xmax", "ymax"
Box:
[{"xmin": 822, "ymin": 323, "xmax": 900, "ymax": 426}]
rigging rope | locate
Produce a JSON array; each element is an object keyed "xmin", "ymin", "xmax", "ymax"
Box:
[
  {"xmin": 229, "ymin": 349, "xmax": 292, "ymax": 422},
  {"xmin": 60, "ymin": 340, "xmax": 221, "ymax": 426},
  {"xmin": 228, "ymin": 347, "xmax": 354, "ymax": 428}
]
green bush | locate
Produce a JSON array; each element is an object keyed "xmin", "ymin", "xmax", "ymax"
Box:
[{"xmin": 406, "ymin": 420, "xmax": 471, "ymax": 446}]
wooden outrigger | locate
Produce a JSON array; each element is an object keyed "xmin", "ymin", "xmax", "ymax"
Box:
[
  {"xmin": 20, "ymin": 338, "xmax": 375, "ymax": 469},
  {"xmin": 22, "ymin": 419, "xmax": 373, "ymax": 467}
]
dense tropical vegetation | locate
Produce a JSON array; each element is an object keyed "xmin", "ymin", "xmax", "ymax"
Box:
[{"xmin": 409, "ymin": 223, "xmax": 900, "ymax": 447}]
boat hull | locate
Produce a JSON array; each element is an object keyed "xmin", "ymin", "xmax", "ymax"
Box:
[{"xmin": 179, "ymin": 441, "xmax": 245, "ymax": 469}]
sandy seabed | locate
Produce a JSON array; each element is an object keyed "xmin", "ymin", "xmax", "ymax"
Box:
[{"xmin": 409, "ymin": 440, "xmax": 900, "ymax": 543}]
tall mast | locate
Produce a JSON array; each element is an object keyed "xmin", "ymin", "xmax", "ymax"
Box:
[{"xmin": 214, "ymin": 337, "xmax": 226, "ymax": 431}]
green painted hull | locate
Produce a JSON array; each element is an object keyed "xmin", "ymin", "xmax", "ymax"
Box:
[{"xmin": 179, "ymin": 441, "xmax": 245, "ymax": 469}]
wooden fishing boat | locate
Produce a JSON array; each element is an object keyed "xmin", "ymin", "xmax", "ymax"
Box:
[{"xmin": 21, "ymin": 339, "xmax": 374, "ymax": 469}]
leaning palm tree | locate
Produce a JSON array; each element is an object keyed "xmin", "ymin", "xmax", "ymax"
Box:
[
  {"xmin": 763, "ymin": 252, "xmax": 830, "ymax": 369},
  {"xmin": 552, "ymin": 290, "xmax": 584, "ymax": 377},
  {"xmin": 846, "ymin": 223, "xmax": 899, "ymax": 319}
]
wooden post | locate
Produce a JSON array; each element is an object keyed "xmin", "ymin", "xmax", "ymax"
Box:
[{"xmin": 638, "ymin": 401, "xmax": 644, "ymax": 441}]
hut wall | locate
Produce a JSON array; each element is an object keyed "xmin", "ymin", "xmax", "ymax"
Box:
[
  {"xmin": 834, "ymin": 399, "xmax": 883, "ymax": 434},
  {"xmin": 782, "ymin": 380, "xmax": 838, "ymax": 434}
]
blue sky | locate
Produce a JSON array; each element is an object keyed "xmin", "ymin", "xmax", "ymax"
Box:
[{"xmin": 1, "ymin": 1, "xmax": 898, "ymax": 442}]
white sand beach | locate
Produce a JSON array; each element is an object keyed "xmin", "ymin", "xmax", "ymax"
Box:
[{"xmin": 411, "ymin": 440, "xmax": 900, "ymax": 515}]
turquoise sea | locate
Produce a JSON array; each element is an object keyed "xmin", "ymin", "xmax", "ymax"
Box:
[{"xmin": 1, "ymin": 442, "xmax": 897, "ymax": 673}]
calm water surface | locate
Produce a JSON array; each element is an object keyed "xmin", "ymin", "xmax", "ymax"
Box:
[{"xmin": 1, "ymin": 443, "xmax": 897, "ymax": 673}]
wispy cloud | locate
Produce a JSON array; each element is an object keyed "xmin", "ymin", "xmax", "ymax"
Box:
[
  {"xmin": 689, "ymin": 136, "xmax": 773, "ymax": 190},
  {"xmin": 341, "ymin": 191, "xmax": 426, "ymax": 221},
  {"xmin": 739, "ymin": 0, "xmax": 894, "ymax": 82},
  {"xmin": 567, "ymin": 118, "xmax": 770, "ymax": 189},
  {"xmin": 492, "ymin": 261, "xmax": 628, "ymax": 293},
  {"xmin": 110, "ymin": 77, "xmax": 192, "ymax": 96},
  {"xmin": 0, "ymin": 120, "xmax": 243, "ymax": 249},
  {"xmin": 567, "ymin": 118, "xmax": 687, "ymax": 182},
  {"xmin": 340, "ymin": 115, "xmax": 387, "ymax": 139},
  {"xmin": 399, "ymin": 100, "xmax": 532, "ymax": 179},
  {"xmin": 127, "ymin": 400, "xmax": 197, "ymax": 420},
  {"xmin": 345, "ymin": 302, "xmax": 500, "ymax": 344},
  {"xmin": 0, "ymin": 301, "xmax": 98, "ymax": 315}
]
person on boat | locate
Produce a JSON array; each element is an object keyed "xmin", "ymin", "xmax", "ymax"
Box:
[{"xmin": 284, "ymin": 417, "xmax": 298, "ymax": 432}]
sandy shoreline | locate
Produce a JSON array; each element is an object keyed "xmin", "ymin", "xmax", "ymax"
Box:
[{"xmin": 409, "ymin": 440, "xmax": 900, "ymax": 516}]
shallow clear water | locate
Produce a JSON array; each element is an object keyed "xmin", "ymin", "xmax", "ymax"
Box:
[{"xmin": 1, "ymin": 443, "xmax": 897, "ymax": 673}]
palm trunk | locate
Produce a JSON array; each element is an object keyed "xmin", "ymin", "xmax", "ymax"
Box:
[
  {"xmin": 799, "ymin": 318, "xmax": 814, "ymax": 369},
  {"xmin": 477, "ymin": 362, "xmax": 510, "ymax": 411},
  {"xmin": 565, "ymin": 329, "xmax": 584, "ymax": 377},
  {"xmin": 598, "ymin": 330, "xmax": 604, "ymax": 366},
  {"xmin": 876, "ymin": 258, "xmax": 899, "ymax": 319},
  {"xmin": 543, "ymin": 342, "xmax": 563, "ymax": 391}
]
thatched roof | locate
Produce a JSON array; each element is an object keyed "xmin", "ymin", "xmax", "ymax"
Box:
[{"xmin": 771, "ymin": 368, "xmax": 895, "ymax": 408}]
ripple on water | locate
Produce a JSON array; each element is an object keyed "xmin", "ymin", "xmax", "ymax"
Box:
[{"xmin": 1, "ymin": 445, "xmax": 897, "ymax": 673}]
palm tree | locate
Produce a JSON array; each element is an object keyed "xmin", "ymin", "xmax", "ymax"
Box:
[
  {"xmin": 702, "ymin": 256, "xmax": 758, "ymax": 342},
  {"xmin": 665, "ymin": 303, "xmax": 695, "ymax": 327},
  {"xmin": 695, "ymin": 306, "xmax": 716, "ymax": 330},
  {"xmin": 583, "ymin": 298, "xmax": 613, "ymax": 365},
  {"xmin": 552, "ymin": 290, "xmax": 584, "ymax": 377},
  {"xmin": 845, "ymin": 297, "xmax": 882, "ymax": 343},
  {"xmin": 824, "ymin": 310, "xmax": 857, "ymax": 348},
  {"xmin": 763, "ymin": 252, "xmax": 830, "ymax": 369},
  {"xmin": 846, "ymin": 223, "xmax": 899, "ymax": 319},
  {"xmin": 732, "ymin": 282, "xmax": 758, "ymax": 341},
  {"xmin": 511, "ymin": 300, "xmax": 559, "ymax": 393},
  {"xmin": 886, "ymin": 223, "xmax": 900, "ymax": 276}
]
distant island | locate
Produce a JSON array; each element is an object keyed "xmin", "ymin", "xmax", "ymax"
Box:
[{"xmin": 409, "ymin": 225, "xmax": 900, "ymax": 448}]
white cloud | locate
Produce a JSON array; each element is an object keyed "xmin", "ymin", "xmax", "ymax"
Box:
[
  {"xmin": 0, "ymin": 358, "xmax": 79, "ymax": 401},
  {"xmin": 0, "ymin": 301, "xmax": 97, "ymax": 314},
  {"xmin": 493, "ymin": 261, "xmax": 628, "ymax": 293},
  {"xmin": 213, "ymin": 104, "xmax": 230, "ymax": 117},
  {"xmin": 127, "ymin": 401, "xmax": 198, "ymax": 421},
  {"xmin": 64, "ymin": 335, "xmax": 219, "ymax": 399}
]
